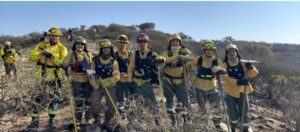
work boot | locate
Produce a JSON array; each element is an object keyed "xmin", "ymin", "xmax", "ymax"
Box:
[
  {"xmin": 49, "ymin": 117, "xmax": 57, "ymax": 129},
  {"xmin": 230, "ymin": 123, "xmax": 238, "ymax": 132},
  {"xmin": 102, "ymin": 122, "xmax": 114, "ymax": 132},
  {"xmin": 180, "ymin": 108, "xmax": 189, "ymax": 123},
  {"xmin": 117, "ymin": 103, "xmax": 125, "ymax": 113},
  {"xmin": 170, "ymin": 114, "xmax": 177, "ymax": 126},
  {"xmin": 167, "ymin": 108, "xmax": 176, "ymax": 126},
  {"xmin": 154, "ymin": 116, "xmax": 161, "ymax": 126},
  {"xmin": 231, "ymin": 126, "xmax": 236, "ymax": 132},
  {"xmin": 243, "ymin": 126, "xmax": 250, "ymax": 132},
  {"xmin": 90, "ymin": 116, "xmax": 101, "ymax": 130},
  {"xmin": 67, "ymin": 119, "xmax": 81, "ymax": 130},
  {"xmin": 118, "ymin": 104, "xmax": 126, "ymax": 120},
  {"xmin": 182, "ymin": 113, "xmax": 190, "ymax": 123},
  {"xmin": 25, "ymin": 119, "xmax": 39, "ymax": 130},
  {"xmin": 85, "ymin": 119, "xmax": 92, "ymax": 126},
  {"xmin": 213, "ymin": 119, "xmax": 221, "ymax": 129}
]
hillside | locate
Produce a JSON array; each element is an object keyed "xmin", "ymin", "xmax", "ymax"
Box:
[{"xmin": 0, "ymin": 23, "xmax": 299, "ymax": 131}]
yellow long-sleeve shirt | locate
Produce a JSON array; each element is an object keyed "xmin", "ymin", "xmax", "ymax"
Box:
[
  {"xmin": 223, "ymin": 60, "xmax": 259, "ymax": 98},
  {"xmin": 0, "ymin": 48, "xmax": 3, "ymax": 56},
  {"xmin": 29, "ymin": 41, "xmax": 68, "ymax": 81},
  {"xmin": 162, "ymin": 48, "xmax": 193, "ymax": 85},
  {"xmin": 67, "ymin": 51, "xmax": 94, "ymax": 83},
  {"xmin": 93, "ymin": 56, "xmax": 120, "ymax": 88},
  {"xmin": 190, "ymin": 55, "xmax": 223, "ymax": 92},
  {"xmin": 127, "ymin": 49, "xmax": 165, "ymax": 86}
]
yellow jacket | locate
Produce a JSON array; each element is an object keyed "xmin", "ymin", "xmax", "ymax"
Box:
[
  {"xmin": 67, "ymin": 51, "xmax": 94, "ymax": 83},
  {"xmin": 115, "ymin": 50, "xmax": 131, "ymax": 83},
  {"xmin": 0, "ymin": 48, "xmax": 3, "ymax": 56},
  {"xmin": 29, "ymin": 41, "xmax": 68, "ymax": 81},
  {"xmin": 127, "ymin": 49, "xmax": 165, "ymax": 86},
  {"xmin": 223, "ymin": 60, "xmax": 259, "ymax": 98},
  {"xmin": 0, "ymin": 47, "xmax": 18, "ymax": 63},
  {"xmin": 190, "ymin": 56, "xmax": 223, "ymax": 92},
  {"xmin": 93, "ymin": 56, "xmax": 120, "ymax": 88},
  {"xmin": 162, "ymin": 48, "xmax": 193, "ymax": 85}
]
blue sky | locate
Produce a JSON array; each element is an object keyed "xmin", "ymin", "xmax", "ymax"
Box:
[{"xmin": 1, "ymin": 1, "xmax": 300, "ymax": 44}]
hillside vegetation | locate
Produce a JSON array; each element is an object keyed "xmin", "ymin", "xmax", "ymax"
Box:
[{"xmin": 0, "ymin": 22, "xmax": 299, "ymax": 131}]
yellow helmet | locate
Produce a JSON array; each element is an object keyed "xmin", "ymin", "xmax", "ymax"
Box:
[
  {"xmin": 75, "ymin": 36, "xmax": 87, "ymax": 44},
  {"xmin": 48, "ymin": 26, "xmax": 63, "ymax": 36},
  {"xmin": 170, "ymin": 34, "xmax": 182, "ymax": 41},
  {"xmin": 226, "ymin": 43, "xmax": 238, "ymax": 51},
  {"xmin": 4, "ymin": 41, "xmax": 11, "ymax": 46},
  {"xmin": 202, "ymin": 40, "xmax": 216, "ymax": 50},
  {"xmin": 100, "ymin": 39, "xmax": 112, "ymax": 48},
  {"xmin": 117, "ymin": 34, "xmax": 129, "ymax": 43}
]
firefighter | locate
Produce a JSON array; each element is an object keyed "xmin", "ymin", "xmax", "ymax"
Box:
[
  {"xmin": 90, "ymin": 39, "xmax": 120, "ymax": 131},
  {"xmin": 189, "ymin": 41, "xmax": 223, "ymax": 128},
  {"xmin": 67, "ymin": 36, "xmax": 94, "ymax": 128},
  {"xmin": 0, "ymin": 40, "xmax": 21, "ymax": 77},
  {"xmin": 127, "ymin": 33, "xmax": 165, "ymax": 125},
  {"xmin": 222, "ymin": 43, "xmax": 259, "ymax": 132},
  {"xmin": 114, "ymin": 34, "xmax": 137, "ymax": 116},
  {"xmin": 161, "ymin": 34, "xmax": 193, "ymax": 125},
  {"xmin": 25, "ymin": 26, "xmax": 68, "ymax": 130}
]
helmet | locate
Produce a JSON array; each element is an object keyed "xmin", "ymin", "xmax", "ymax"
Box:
[
  {"xmin": 226, "ymin": 43, "xmax": 238, "ymax": 51},
  {"xmin": 117, "ymin": 34, "xmax": 129, "ymax": 43},
  {"xmin": 136, "ymin": 33, "xmax": 150, "ymax": 43},
  {"xmin": 100, "ymin": 39, "xmax": 112, "ymax": 48},
  {"xmin": 202, "ymin": 40, "xmax": 216, "ymax": 50},
  {"xmin": 170, "ymin": 34, "xmax": 182, "ymax": 42},
  {"xmin": 4, "ymin": 41, "xmax": 11, "ymax": 46},
  {"xmin": 48, "ymin": 26, "xmax": 63, "ymax": 36},
  {"xmin": 75, "ymin": 36, "xmax": 87, "ymax": 44}
]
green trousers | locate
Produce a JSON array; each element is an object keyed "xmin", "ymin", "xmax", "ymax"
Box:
[
  {"xmin": 31, "ymin": 80, "xmax": 61, "ymax": 119},
  {"xmin": 116, "ymin": 81, "xmax": 138, "ymax": 103},
  {"xmin": 4, "ymin": 62, "xmax": 16, "ymax": 76},
  {"xmin": 162, "ymin": 78, "xmax": 188, "ymax": 111},
  {"xmin": 71, "ymin": 81, "xmax": 92, "ymax": 122},
  {"xmin": 195, "ymin": 88, "xmax": 221, "ymax": 122},
  {"xmin": 225, "ymin": 94, "xmax": 250, "ymax": 130}
]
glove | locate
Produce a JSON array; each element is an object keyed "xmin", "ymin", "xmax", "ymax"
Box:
[
  {"xmin": 179, "ymin": 48, "xmax": 189, "ymax": 55},
  {"xmin": 102, "ymin": 79, "xmax": 112, "ymax": 88},
  {"xmin": 177, "ymin": 55, "xmax": 189, "ymax": 63},
  {"xmin": 61, "ymin": 63, "xmax": 69, "ymax": 69},
  {"xmin": 211, "ymin": 66, "xmax": 223, "ymax": 73},
  {"xmin": 171, "ymin": 59, "xmax": 178, "ymax": 67},
  {"xmin": 134, "ymin": 69, "xmax": 145, "ymax": 76},
  {"xmin": 245, "ymin": 62, "xmax": 253, "ymax": 69},
  {"xmin": 177, "ymin": 59, "xmax": 184, "ymax": 66},
  {"xmin": 237, "ymin": 78, "xmax": 249, "ymax": 86},
  {"xmin": 86, "ymin": 69, "xmax": 96, "ymax": 75},
  {"xmin": 42, "ymin": 50, "xmax": 53, "ymax": 58},
  {"xmin": 154, "ymin": 57, "xmax": 165, "ymax": 64},
  {"xmin": 88, "ymin": 75, "xmax": 99, "ymax": 89},
  {"xmin": 212, "ymin": 66, "xmax": 227, "ymax": 75}
]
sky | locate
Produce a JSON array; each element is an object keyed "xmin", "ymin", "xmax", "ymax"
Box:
[{"xmin": 1, "ymin": 1, "xmax": 300, "ymax": 44}]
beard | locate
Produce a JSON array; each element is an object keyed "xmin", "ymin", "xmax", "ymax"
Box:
[
  {"xmin": 170, "ymin": 46, "xmax": 180, "ymax": 53},
  {"xmin": 228, "ymin": 55, "xmax": 238, "ymax": 61},
  {"xmin": 50, "ymin": 39, "xmax": 58, "ymax": 46},
  {"xmin": 101, "ymin": 54, "xmax": 111, "ymax": 59}
]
